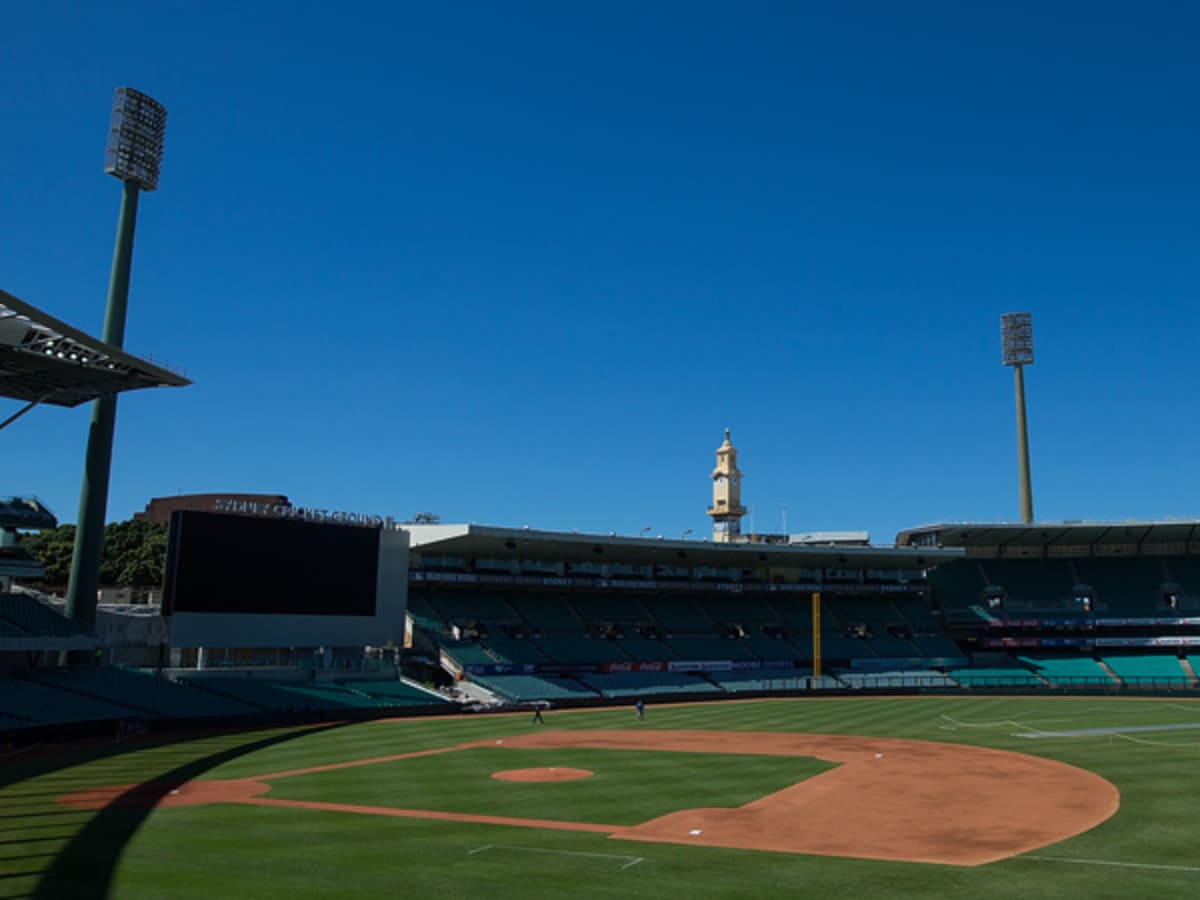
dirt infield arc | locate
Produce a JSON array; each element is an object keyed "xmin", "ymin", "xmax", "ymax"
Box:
[{"xmin": 58, "ymin": 729, "xmax": 1119, "ymax": 866}]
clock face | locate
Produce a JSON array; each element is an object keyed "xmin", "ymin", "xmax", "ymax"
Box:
[{"xmin": 716, "ymin": 476, "xmax": 727, "ymax": 486}]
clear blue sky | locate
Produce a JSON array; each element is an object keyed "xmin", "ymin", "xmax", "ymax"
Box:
[{"xmin": 4, "ymin": 2, "xmax": 1199, "ymax": 543}]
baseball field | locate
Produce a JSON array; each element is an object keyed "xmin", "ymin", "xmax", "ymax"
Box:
[{"xmin": 4, "ymin": 695, "xmax": 1199, "ymax": 899}]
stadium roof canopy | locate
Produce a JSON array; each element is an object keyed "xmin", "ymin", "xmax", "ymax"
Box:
[
  {"xmin": 0, "ymin": 495, "xmax": 57, "ymax": 530},
  {"xmin": 0, "ymin": 287, "xmax": 189, "ymax": 408},
  {"xmin": 896, "ymin": 520, "xmax": 1200, "ymax": 550},
  {"xmin": 405, "ymin": 524, "xmax": 962, "ymax": 569}
]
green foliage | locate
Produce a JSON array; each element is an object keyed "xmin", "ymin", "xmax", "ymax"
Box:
[
  {"xmin": 18, "ymin": 523, "xmax": 76, "ymax": 584},
  {"xmin": 99, "ymin": 518, "xmax": 169, "ymax": 587},
  {"xmin": 19, "ymin": 518, "xmax": 168, "ymax": 588}
]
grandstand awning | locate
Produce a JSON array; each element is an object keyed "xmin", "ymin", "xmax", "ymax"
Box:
[
  {"xmin": 896, "ymin": 521, "xmax": 1200, "ymax": 550},
  {"xmin": 0, "ymin": 496, "xmax": 57, "ymax": 530},
  {"xmin": 404, "ymin": 524, "xmax": 963, "ymax": 569},
  {"xmin": 0, "ymin": 287, "xmax": 190, "ymax": 408}
]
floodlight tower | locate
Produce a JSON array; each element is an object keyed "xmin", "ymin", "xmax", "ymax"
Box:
[
  {"xmin": 65, "ymin": 88, "xmax": 167, "ymax": 636},
  {"xmin": 1001, "ymin": 312, "xmax": 1035, "ymax": 524}
]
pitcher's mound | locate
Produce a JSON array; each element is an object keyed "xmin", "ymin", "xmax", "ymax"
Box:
[{"xmin": 491, "ymin": 767, "xmax": 593, "ymax": 782}]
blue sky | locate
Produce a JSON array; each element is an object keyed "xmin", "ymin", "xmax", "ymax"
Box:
[{"xmin": 4, "ymin": 2, "xmax": 1199, "ymax": 543}]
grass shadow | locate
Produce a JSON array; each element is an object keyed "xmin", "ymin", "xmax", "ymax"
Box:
[{"xmin": 21, "ymin": 723, "xmax": 348, "ymax": 900}]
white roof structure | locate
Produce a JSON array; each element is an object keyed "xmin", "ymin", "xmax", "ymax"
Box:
[{"xmin": 404, "ymin": 523, "xmax": 960, "ymax": 568}]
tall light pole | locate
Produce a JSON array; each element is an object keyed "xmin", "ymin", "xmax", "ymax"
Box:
[
  {"xmin": 65, "ymin": 88, "xmax": 167, "ymax": 639},
  {"xmin": 1001, "ymin": 312, "xmax": 1035, "ymax": 524}
]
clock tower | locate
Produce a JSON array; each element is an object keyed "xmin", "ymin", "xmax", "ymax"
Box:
[{"xmin": 707, "ymin": 428, "xmax": 746, "ymax": 542}]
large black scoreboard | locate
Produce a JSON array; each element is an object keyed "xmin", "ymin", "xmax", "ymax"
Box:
[{"xmin": 162, "ymin": 511, "xmax": 408, "ymax": 648}]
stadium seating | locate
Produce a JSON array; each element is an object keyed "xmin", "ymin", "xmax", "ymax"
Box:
[
  {"xmin": 339, "ymin": 679, "xmax": 451, "ymax": 705},
  {"xmin": 866, "ymin": 633, "xmax": 926, "ymax": 658},
  {"xmin": 766, "ymin": 596, "xmax": 820, "ymax": 628},
  {"xmin": 0, "ymin": 675, "xmax": 141, "ymax": 724},
  {"xmin": 643, "ymin": 596, "xmax": 712, "ymax": 632},
  {"xmin": 665, "ymin": 635, "xmax": 757, "ymax": 661},
  {"xmin": 1072, "ymin": 558, "xmax": 1164, "ymax": 616},
  {"xmin": 1163, "ymin": 560, "xmax": 1200, "ymax": 608},
  {"xmin": 699, "ymin": 596, "xmax": 783, "ymax": 628},
  {"xmin": 479, "ymin": 635, "xmax": 550, "ymax": 665},
  {"xmin": 742, "ymin": 634, "xmax": 806, "ymax": 663},
  {"xmin": 976, "ymin": 560, "xmax": 1075, "ymax": 610},
  {"xmin": 471, "ymin": 673, "xmax": 597, "ymax": 702},
  {"xmin": 406, "ymin": 594, "xmax": 448, "ymax": 633},
  {"xmin": 1100, "ymin": 655, "xmax": 1191, "ymax": 685},
  {"xmin": 836, "ymin": 670, "xmax": 957, "ymax": 690},
  {"xmin": 338, "ymin": 681, "xmax": 451, "ymax": 710},
  {"xmin": 178, "ymin": 676, "xmax": 389, "ymax": 712},
  {"xmin": 911, "ymin": 634, "xmax": 963, "ymax": 658},
  {"xmin": 615, "ymin": 634, "xmax": 679, "ymax": 661},
  {"xmin": 425, "ymin": 590, "xmax": 515, "ymax": 626},
  {"xmin": 1018, "ymin": 655, "xmax": 1116, "ymax": 686},
  {"xmin": 704, "ymin": 668, "xmax": 811, "ymax": 693},
  {"xmin": 817, "ymin": 633, "xmax": 878, "ymax": 660},
  {"xmin": 893, "ymin": 597, "xmax": 940, "ymax": 631},
  {"xmin": 927, "ymin": 560, "xmax": 987, "ymax": 610},
  {"xmin": 577, "ymin": 671, "xmax": 722, "ymax": 698},
  {"xmin": 24, "ymin": 667, "xmax": 259, "ymax": 718},
  {"xmin": 504, "ymin": 593, "xmax": 584, "ymax": 632},
  {"xmin": 533, "ymin": 634, "xmax": 630, "ymax": 664},
  {"xmin": 947, "ymin": 666, "xmax": 1044, "ymax": 687},
  {"xmin": 0, "ymin": 592, "xmax": 89, "ymax": 636},
  {"xmin": 570, "ymin": 593, "xmax": 653, "ymax": 627},
  {"xmin": 439, "ymin": 639, "xmax": 496, "ymax": 667}
]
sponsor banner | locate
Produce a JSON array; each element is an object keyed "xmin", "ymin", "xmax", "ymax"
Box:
[
  {"xmin": 731, "ymin": 659, "xmax": 765, "ymax": 670},
  {"xmin": 984, "ymin": 615, "xmax": 1200, "ymax": 630},
  {"xmin": 601, "ymin": 660, "xmax": 668, "ymax": 674},
  {"xmin": 851, "ymin": 657, "xmax": 923, "ymax": 671},
  {"xmin": 1095, "ymin": 635, "xmax": 1200, "ymax": 648},
  {"xmin": 409, "ymin": 569, "xmax": 928, "ymax": 595},
  {"xmin": 669, "ymin": 659, "xmax": 734, "ymax": 672},
  {"xmin": 982, "ymin": 638, "xmax": 1093, "ymax": 649},
  {"xmin": 461, "ymin": 663, "xmax": 539, "ymax": 676}
]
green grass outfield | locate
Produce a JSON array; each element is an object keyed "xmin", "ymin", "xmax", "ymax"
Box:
[{"xmin": 4, "ymin": 695, "xmax": 1200, "ymax": 899}]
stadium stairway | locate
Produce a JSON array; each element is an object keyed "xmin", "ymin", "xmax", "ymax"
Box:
[
  {"xmin": 1181, "ymin": 657, "xmax": 1200, "ymax": 686},
  {"xmin": 1095, "ymin": 658, "xmax": 1123, "ymax": 686}
]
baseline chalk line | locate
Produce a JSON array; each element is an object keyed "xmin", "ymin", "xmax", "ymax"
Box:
[
  {"xmin": 467, "ymin": 843, "xmax": 643, "ymax": 868},
  {"xmin": 1022, "ymin": 855, "xmax": 1200, "ymax": 873}
]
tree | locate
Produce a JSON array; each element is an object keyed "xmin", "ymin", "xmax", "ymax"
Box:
[
  {"xmin": 18, "ymin": 524, "xmax": 76, "ymax": 586},
  {"xmin": 20, "ymin": 518, "xmax": 169, "ymax": 589}
]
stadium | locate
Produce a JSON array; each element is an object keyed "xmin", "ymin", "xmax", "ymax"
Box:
[
  {"xmin": 6, "ymin": 70, "xmax": 1200, "ymax": 900},
  {"xmin": 7, "ymin": 410, "xmax": 1200, "ymax": 895}
]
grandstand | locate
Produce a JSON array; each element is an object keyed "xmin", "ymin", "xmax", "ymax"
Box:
[
  {"xmin": 902, "ymin": 521, "xmax": 1200, "ymax": 685},
  {"xmin": 404, "ymin": 523, "xmax": 965, "ymax": 702},
  {"xmin": 12, "ymin": 514, "xmax": 1200, "ymax": 738}
]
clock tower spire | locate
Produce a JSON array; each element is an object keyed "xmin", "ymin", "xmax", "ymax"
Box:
[{"xmin": 707, "ymin": 428, "xmax": 746, "ymax": 542}]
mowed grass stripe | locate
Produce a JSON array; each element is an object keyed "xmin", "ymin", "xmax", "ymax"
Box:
[{"xmin": 260, "ymin": 746, "xmax": 836, "ymax": 825}]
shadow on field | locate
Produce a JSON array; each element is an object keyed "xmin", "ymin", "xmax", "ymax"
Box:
[{"xmin": 24, "ymin": 723, "xmax": 348, "ymax": 900}]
